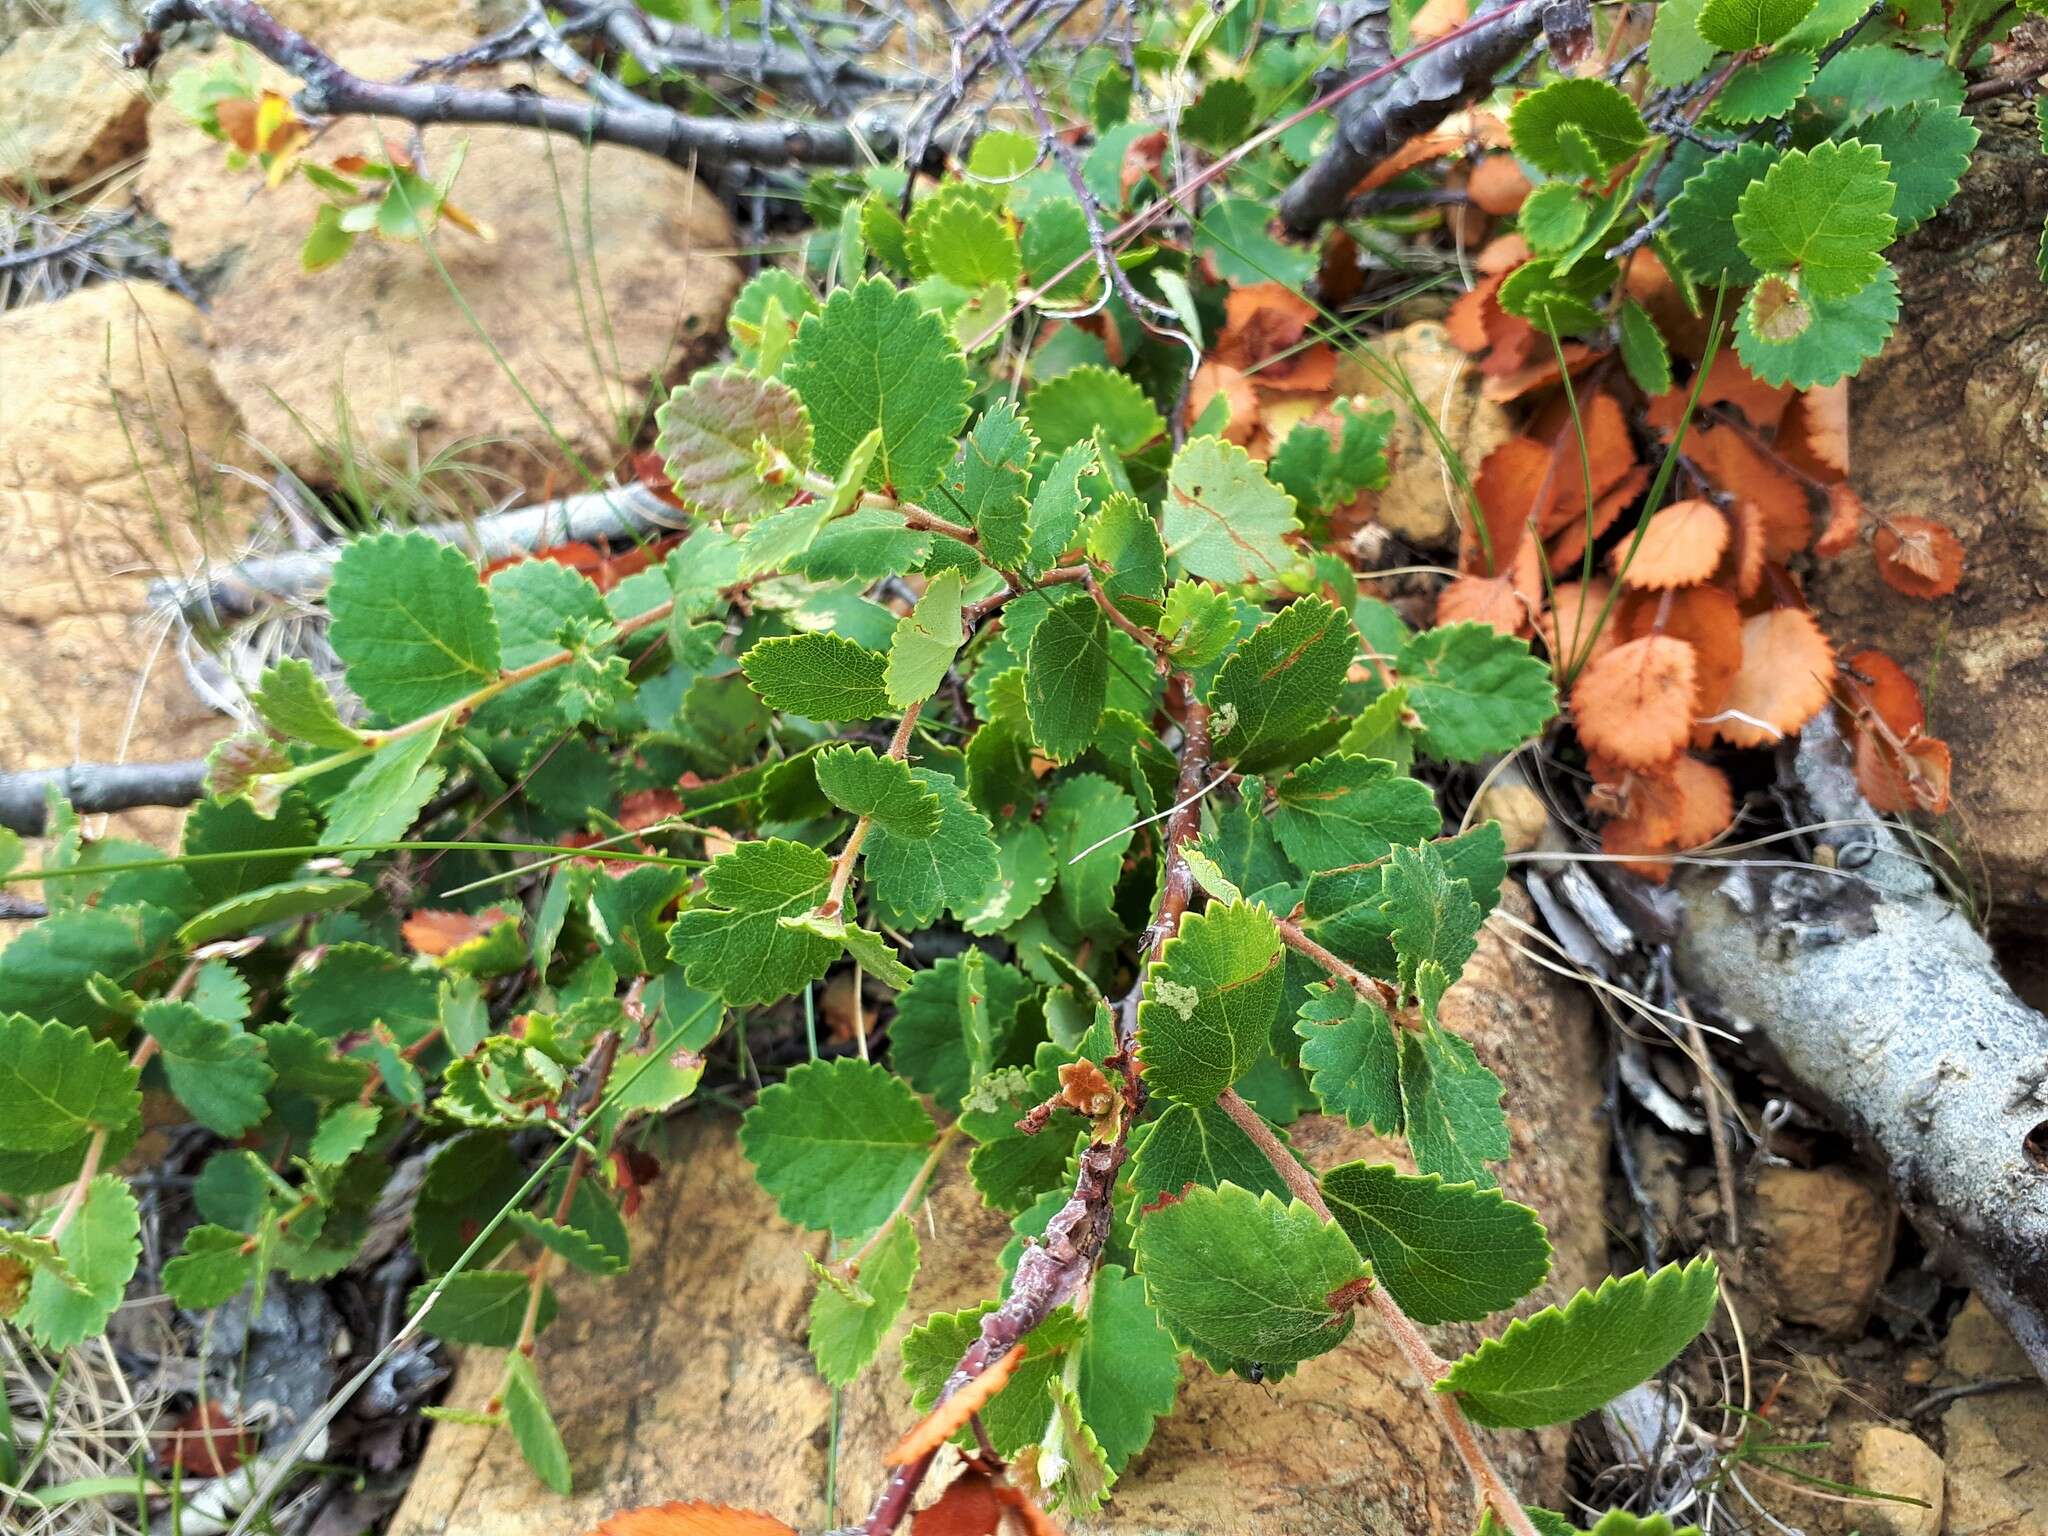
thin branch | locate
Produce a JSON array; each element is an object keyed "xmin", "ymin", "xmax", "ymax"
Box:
[
  {"xmin": 1277, "ymin": 0, "xmax": 1545, "ymax": 234},
  {"xmin": 125, "ymin": 0, "xmax": 928, "ymax": 170},
  {"xmin": 0, "ymin": 760, "xmax": 208, "ymax": 836},
  {"xmin": 1213, "ymin": 1086, "xmax": 1540, "ymax": 1536},
  {"xmin": 857, "ymin": 692, "xmax": 1212, "ymax": 1536}
]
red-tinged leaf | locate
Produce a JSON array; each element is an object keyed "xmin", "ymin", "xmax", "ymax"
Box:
[
  {"xmin": 912, "ymin": 1468, "xmax": 1004, "ymax": 1535},
  {"xmin": 1187, "ymin": 360, "xmax": 1262, "ymax": 447},
  {"xmin": 1356, "ymin": 129, "xmax": 1465, "ymax": 193},
  {"xmin": 1814, "ymin": 482, "xmax": 1865, "ymax": 557},
  {"xmin": 1446, "ymin": 275, "xmax": 1498, "ymax": 353},
  {"xmin": 1214, "ymin": 284, "xmax": 1336, "ymax": 393},
  {"xmin": 1572, "ymin": 635, "xmax": 1696, "ymax": 768},
  {"xmin": 1437, "ymin": 572, "xmax": 1531, "ymax": 636},
  {"xmin": 992, "ymin": 1483, "xmax": 1066, "ymax": 1536},
  {"xmin": 1839, "ymin": 648, "xmax": 1924, "ymax": 738},
  {"xmin": 155, "ymin": 1403, "xmax": 254, "ymax": 1478},
  {"xmin": 1612, "ymin": 498, "xmax": 1727, "ymax": 589},
  {"xmin": 1855, "ymin": 725, "xmax": 1952, "ymax": 815},
  {"xmin": 1474, "ymin": 233, "xmax": 1530, "ymax": 275},
  {"xmin": 619, "ymin": 787, "xmax": 684, "ymax": 832},
  {"xmin": 1467, "ymin": 154, "xmax": 1530, "ymax": 214},
  {"xmin": 1121, "ymin": 129, "xmax": 1168, "ymax": 201},
  {"xmin": 1645, "ymin": 352, "xmax": 1793, "ymax": 433},
  {"xmin": 1780, "ymin": 383, "xmax": 1849, "ymax": 481},
  {"xmin": 1873, "ymin": 516, "xmax": 1964, "ymax": 599},
  {"xmin": 885, "ymin": 1344, "xmax": 1029, "ymax": 1465},
  {"xmin": 1685, "ymin": 424, "xmax": 1810, "ymax": 561},
  {"xmin": 214, "ymin": 96, "xmax": 261, "ymax": 153},
  {"xmin": 585, "ymin": 1502, "xmax": 799, "ymax": 1536},
  {"xmin": 402, "ymin": 906, "xmax": 515, "ymax": 957},
  {"xmin": 1467, "ymin": 436, "xmax": 1551, "ymax": 572},
  {"xmin": 1479, "ymin": 342, "xmax": 1600, "ymax": 403},
  {"xmin": 1717, "ymin": 607, "xmax": 1835, "ymax": 747}
]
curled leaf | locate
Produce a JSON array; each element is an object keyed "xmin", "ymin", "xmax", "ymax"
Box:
[{"xmin": 1873, "ymin": 516, "xmax": 1964, "ymax": 599}]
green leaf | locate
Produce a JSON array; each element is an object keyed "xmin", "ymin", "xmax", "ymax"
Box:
[
  {"xmin": 1163, "ymin": 436, "xmax": 1301, "ymax": 584},
  {"xmin": 785, "ymin": 277, "xmax": 972, "ymax": 500},
  {"xmin": 19, "ymin": 1176, "xmax": 139, "ymax": 1348},
  {"xmin": 1134, "ymin": 1182, "xmax": 1365, "ymax": 1368},
  {"xmin": 320, "ymin": 723, "xmax": 445, "ymax": 849},
  {"xmin": 501, "ymin": 1351, "xmax": 572, "ymax": 1493},
  {"xmin": 1157, "ymin": 580, "xmax": 1240, "ymax": 667},
  {"xmin": 1321, "ymin": 1162, "xmax": 1551, "ymax": 1324},
  {"xmin": 0, "ymin": 903, "xmax": 180, "ymax": 1032},
  {"xmin": 178, "ymin": 877, "xmax": 370, "ymax": 946},
  {"xmin": 1025, "ymin": 590, "xmax": 1110, "ymax": 763},
  {"xmin": 656, "ymin": 367, "xmax": 811, "ymax": 521},
  {"xmin": 1712, "ymin": 50, "xmax": 1817, "ymax": 124},
  {"xmin": 1137, "ymin": 901, "xmax": 1285, "ymax": 1105},
  {"xmin": 326, "ymin": 531, "xmax": 500, "ymax": 720},
  {"xmin": 901, "ymin": 1304, "xmax": 1085, "ymax": 1456},
  {"xmin": 0, "ymin": 1014, "xmax": 140, "ymax": 1153},
  {"xmin": 922, "ymin": 197, "xmax": 1022, "ymax": 290},
  {"xmin": 1509, "ymin": 79, "xmax": 1649, "ymax": 178},
  {"xmin": 413, "ymin": 1270, "xmax": 556, "ymax": 1347},
  {"xmin": 814, "ymin": 746, "xmax": 942, "ymax": 836},
  {"xmin": 1130, "ymin": 1099, "xmax": 1295, "ymax": 1208},
  {"xmin": 1858, "ymin": 103, "xmax": 1978, "ymax": 233},
  {"xmin": 741, "ymin": 633, "xmax": 893, "ymax": 721},
  {"xmin": 1396, "ymin": 624, "xmax": 1557, "ymax": 762},
  {"xmin": 286, "ymin": 942, "xmax": 437, "ymax": 1040},
  {"xmin": 667, "ymin": 839, "xmax": 839, "ymax": 1007},
  {"xmin": 1520, "ymin": 182, "xmax": 1590, "ymax": 256},
  {"xmin": 1734, "ymin": 139, "xmax": 1897, "ymax": 299},
  {"xmin": 739, "ymin": 1057, "xmax": 938, "ymax": 1237},
  {"xmin": 262, "ymin": 1022, "xmax": 371, "ymax": 1102},
  {"xmin": 1294, "ymin": 983, "xmax": 1402, "ymax": 1135},
  {"xmin": 1734, "ymin": 261, "xmax": 1898, "ymax": 388},
  {"xmin": 1044, "ymin": 773, "xmax": 1136, "ymax": 938},
  {"xmin": 808, "ymin": 1214, "xmax": 920, "ymax": 1388},
  {"xmin": 1025, "ymin": 365, "xmax": 1166, "ymax": 457},
  {"xmin": 952, "ymin": 401, "xmax": 1037, "ymax": 556},
  {"xmin": 141, "ymin": 999, "xmax": 275, "ymax": 1139},
  {"xmin": 1210, "ymin": 597, "xmax": 1353, "ymax": 762},
  {"xmin": 1381, "ymin": 841, "xmax": 1483, "ymax": 1023},
  {"xmin": 1401, "ymin": 1023, "xmax": 1510, "ymax": 1187},
  {"xmin": 251, "ymin": 657, "xmax": 362, "ymax": 748},
  {"xmin": 1696, "ymin": 0, "xmax": 1816, "ymax": 48},
  {"xmin": 1015, "ymin": 440, "xmax": 1095, "ymax": 578},
  {"xmin": 1617, "ymin": 300, "xmax": 1674, "ymax": 396},
  {"xmin": 309, "ymin": 1102, "xmax": 380, "ymax": 1166},
  {"xmin": 1440, "ymin": 1256, "xmax": 1721, "ymax": 1428},
  {"xmin": 1074, "ymin": 1264, "xmax": 1182, "ymax": 1474},
  {"xmin": 161, "ymin": 1224, "xmax": 258, "ymax": 1310},
  {"xmin": 1666, "ymin": 141, "xmax": 1779, "ymax": 286},
  {"xmin": 1021, "ymin": 197, "xmax": 1096, "ymax": 302},
  {"xmin": 508, "ymin": 1207, "xmax": 628, "ymax": 1275},
  {"xmin": 886, "ymin": 569, "xmax": 966, "ymax": 708},
  {"xmin": 782, "ymin": 912, "xmax": 916, "ymax": 990},
  {"xmin": 1193, "ymin": 197, "xmax": 1316, "ymax": 286},
  {"xmin": 866, "ymin": 769, "xmax": 1003, "ymax": 927},
  {"xmin": 1269, "ymin": 753, "xmax": 1441, "ymax": 871},
  {"xmin": 1648, "ymin": 0, "xmax": 1716, "ymax": 86}
]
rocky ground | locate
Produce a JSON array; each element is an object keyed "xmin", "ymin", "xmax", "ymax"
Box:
[{"xmin": 2, "ymin": 4, "xmax": 2047, "ymax": 1533}]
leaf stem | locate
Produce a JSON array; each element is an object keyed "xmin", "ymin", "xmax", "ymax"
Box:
[
  {"xmin": 513, "ymin": 1028, "xmax": 621, "ymax": 1358},
  {"xmin": 833, "ymin": 1121, "xmax": 961, "ymax": 1278},
  {"xmin": 1273, "ymin": 915, "xmax": 1402, "ymax": 1013}
]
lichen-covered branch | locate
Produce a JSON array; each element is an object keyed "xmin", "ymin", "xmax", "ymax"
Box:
[{"xmin": 1672, "ymin": 715, "xmax": 2048, "ymax": 1382}]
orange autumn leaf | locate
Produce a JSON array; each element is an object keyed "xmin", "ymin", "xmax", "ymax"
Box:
[
  {"xmin": 1855, "ymin": 726, "xmax": 1952, "ymax": 815},
  {"xmin": 991, "ymin": 1484, "xmax": 1065, "ymax": 1536},
  {"xmin": 619, "ymin": 787, "xmax": 684, "ymax": 832},
  {"xmin": 1538, "ymin": 579, "xmax": 1616, "ymax": 670},
  {"xmin": 1813, "ymin": 482, "xmax": 1865, "ymax": 557},
  {"xmin": 1665, "ymin": 754, "xmax": 1737, "ymax": 848},
  {"xmin": 1446, "ymin": 272, "xmax": 1502, "ymax": 352},
  {"xmin": 1437, "ymin": 570, "xmax": 1532, "ymax": 636},
  {"xmin": 1120, "ymin": 130, "xmax": 1167, "ymax": 201},
  {"xmin": 1623, "ymin": 583, "xmax": 1743, "ymax": 723},
  {"xmin": 1644, "ymin": 353, "xmax": 1791, "ymax": 433},
  {"xmin": 1873, "ymin": 516, "xmax": 1964, "ymax": 599},
  {"xmin": 1779, "ymin": 382, "xmax": 1849, "ymax": 481},
  {"xmin": 1572, "ymin": 635, "xmax": 1697, "ymax": 768},
  {"xmin": 1214, "ymin": 283, "xmax": 1335, "ymax": 393},
  {"xmin": 1546, "ymin": 464, "xmax": 1648, "ymax": 575},
  {"xmin": 1613, "ymin": 499, "xmax": 1728, "ymax": 589},
  {"xmin": 1474, "ymin": 232, "xmax": 1530, "ymax": 274},
  {"xmin": 885, "ymin": 1344, "xmax": 1028, "ymax": 1466},
  {"xmin": 1480, "ymin": 341, "xmax": 1599, "ymax": 403},
  {"xmin": 1466, "ymin": 155, "xmax": 1531, "ymax": 215},
  {"xmin": 585, "ymin": 1501, "xmax": 799, "ymax": 1536},
  {"xmin": 1409, "ymin": 0, "xmax": 1471, "ymax": 39},
  {"xmin": 1684, "ymin": 423, "xmax": 1811, "ymax": 562},
  {"xmin": 401, "ymin": 906, "xmax": 514, "ymax": 956},
  {"xmin": 1355, "ymin": 130, "xmax": 1465, "ymax": 193},
  {"xmin": 1717, "ymin": 607, "xmax": 1836, "ymax": 747},
  {"xmin": 1531, "ymin": 392, "xmax": 1635, "ymax": 529},
  {"xmin": 913, "ymin": 1468, "xmax": 1005, "ymax": 1535},
  {"xmin": 1601, "ymin": 807, "xmax": 1680, "ymax": 882},
  {"xmin": 1467, "ymin": 436, "xmax": 1552, "ymax": 570},
  {"xmin": 1596, "ymin": 755, "xmax": 1735, "ymax": 880},
  {"xmin": 1187, "ymin": 360, "xmax": 1262, "ymax": 446},
  {"xmin": 1839, "ymin": 647, "xmax": 1924, "ymax": 738},
  {"xmin": 1712, "ymin": 499, "xmax": 1767, "ymax": 597}
]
